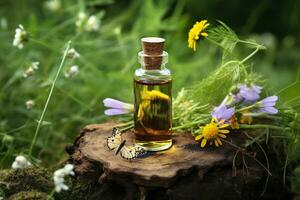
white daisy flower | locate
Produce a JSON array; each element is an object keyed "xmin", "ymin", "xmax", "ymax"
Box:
[
  {"xmin": 67, "ymin": 48, "xmax": 80, "ymax": 59},
  {"xmin": 45, "ymin": 0, "xmax": 61, "ymax": 12},
  {"xmin": 64, "ymin": 65, "xmax": 79, "ymax": 78},
  {"xmin": 25, "ymin": 100, "xmax": 35, "ymax": 109},
  {"xmin": 53, "ymin": 164, "xmax": 75, "ymax": 193},
  {"xmin": 12, "ymin": 155, "xmax": 32, "ymax": 169},
  {"xmin": 13, "ymin": 24, "xmax": 28, "ymax": 49},
  {"xmin": 84, "ymin": 15, "xmax": 100, "ymax": 32}
]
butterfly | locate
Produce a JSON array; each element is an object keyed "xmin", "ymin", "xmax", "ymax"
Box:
[{"xmin": 106, "ymin": 127, "xmax": 146, "ymax": 160}]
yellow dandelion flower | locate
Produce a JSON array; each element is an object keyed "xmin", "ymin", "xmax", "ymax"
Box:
[
  {"xmin": 195, "ymin": 118, "xmax": 230, "ymax": 148},
  {"xmin": 188, "ymin": 20, "xmax": 209, "ymax": 51}
]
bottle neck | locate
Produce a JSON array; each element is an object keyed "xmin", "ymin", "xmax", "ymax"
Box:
[
  {"xmin": 140, "ymin": 64, "xmax": 166, "ymax": 70},
  {"xmin": 138, "ymin": 51, "xmax": 168, "ymax": 70}
]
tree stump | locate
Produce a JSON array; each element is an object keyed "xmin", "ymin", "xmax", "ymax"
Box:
[{"xmin": 67, "ymin": 122, "xmax": 289, "ymax": 200}]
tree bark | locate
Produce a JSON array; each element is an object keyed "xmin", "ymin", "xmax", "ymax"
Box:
[{"xmin": 67, "ymin": 122, "xmax": 290, "ymax": 200}]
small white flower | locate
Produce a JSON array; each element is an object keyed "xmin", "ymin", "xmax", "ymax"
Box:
[
  {"xmin": 75, "ymin": 12, "xmax": 100, "ymax": 32},
  {"xmin": 53, "ymin": 164, "xmax": 75, "ymax": 193},
  {"xmin": 0, "ymin": 196, "xmax": 3, "ymax": 200},
  {"xmin": 25, "ymin": 100, "xmax": 35, "ymax": 109},
  {"xmin": 13, "ymin": 24, "xmax": 28, "ymax": 49},
  {"xmin": 64, "ymin": 65, "xmax": 79, "ymax": 78},
  {"xmin": 75, "ymin": 12, "xmax": 87, "ymax": 29},
  {"xmin": 23, "ymin": 61, "xmax": 39, "ymax": 78},
  {"xmin": 63, "ymin": 164, "xmax": 75, "ymax": 175},
  {"xmin": 12, "ymin": 155, "xmax": 32, "ymax": 169},
  {"xmin": 23, "ymin": 67, "xmax": 34, "ymax": 78},
  {"xmin": 31, "ymin": 61, "xmax": 39, "ymax": 70},
  {"xmin": 67, "ymin": 48, "xmax": 80, "ymax": 59},
  {"xmin": 84, "ymin": 15, "xmax": 100, "ymax": 32},
  {"xmin": 1, "ymin": 17, "xmax": 7, "ymax": 29},
  {"xmin": 45, "ymin": 0, "xmax": 61, "ymax": 12}
]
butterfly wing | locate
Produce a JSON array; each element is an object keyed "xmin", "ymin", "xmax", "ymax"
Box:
[
  {"xmin": 133, "ymin": 145, "xmax": 146, "ymax": 157},
  {"xmin": 120, "ymin": 144, "xmax": 146, "ymax": 160},
  {"xmin": 106, "ymin": 127, "xmax": 122, "ymax": 150},
  {"xmin": 107, "ymin": 128, "xmax": 146, "ymax": 160}
]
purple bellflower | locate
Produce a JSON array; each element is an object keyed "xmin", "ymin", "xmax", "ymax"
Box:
[
  {"xmin": 211, "ymin": 105, "xmax": 235, "ymax": 122},
  {"xmin": 103, "ymin": 98, "xmax": 134, "ymax": 116},
  {"xmin": 235, "ymin": 84, "xmax": 262, "ymax": 102},
  {"xmin": 258, "ymin": 95, "xmax": 278, "ymax": 114}
]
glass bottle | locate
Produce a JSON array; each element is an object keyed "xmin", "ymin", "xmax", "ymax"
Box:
[{"xmin": 134, "ymin": 37, "xmax": 172, "ymax": 151}]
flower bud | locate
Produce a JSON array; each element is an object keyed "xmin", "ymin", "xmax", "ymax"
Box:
[
  {"xmin": 229, "ymin": 85, "xmax": 239, "ymax": 94},
  {"xmin": 2, "ymin": 134, "xmax": 14, "ymax": 146}
]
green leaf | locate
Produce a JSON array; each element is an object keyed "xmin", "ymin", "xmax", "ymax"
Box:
[
  {"xmin": 207, "ymin": 20, "xmax": 239, "ymax": 62},
  {"xmin": 188, "ymin": 61, "xmax": 246, "ymax": 106}
]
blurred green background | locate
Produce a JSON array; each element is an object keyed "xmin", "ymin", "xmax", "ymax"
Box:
[{"xmin": 0, "ymin": 0, "xmax": 299, "ymax": 168}]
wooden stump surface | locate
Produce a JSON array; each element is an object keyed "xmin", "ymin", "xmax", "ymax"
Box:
[{"xmin": 68, "ymin": 122, "xmax": 239, "ymax": 188}]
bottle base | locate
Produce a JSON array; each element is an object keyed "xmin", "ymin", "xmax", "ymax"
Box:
[{"xmin": 135, "ymin": 139, "xmax": 172, "ymax": 151}]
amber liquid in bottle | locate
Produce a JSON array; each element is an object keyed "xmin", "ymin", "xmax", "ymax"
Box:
[
  {"xmin": 134, "ymin": 37, "xmax": 172, "ymax": 151},
  {"xmin": 134, "ymin": 79, "xmax": 172, "ymax": 143}
]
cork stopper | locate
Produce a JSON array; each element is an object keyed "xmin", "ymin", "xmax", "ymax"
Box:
[{"xmin": 141, "ymin": 37, "xmax": 165, "ymax": 70}]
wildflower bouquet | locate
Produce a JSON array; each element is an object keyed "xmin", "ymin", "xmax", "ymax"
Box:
[
  {"xmin": 171, "ymin": 20, "xmax": 298, "ymax": 151},
  {"xmin": 103, "ymin": 20, "xmax": 300, "ymax": 163},
  {"xmin": 175, "ymin": 85, "xmax": 278, "ymax": 147}
]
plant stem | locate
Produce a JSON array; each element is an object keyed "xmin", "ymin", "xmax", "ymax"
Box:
[
  {"xmin": 220, "ymin": 138, "xmax": 272, "ymax": 176},
  {"xmin": 283, "ymin": 154, "xmax": 289, "ymax": 184},
  {"xmin": 239, "ymin": 47, "xmax": 260, "ymax": 64},
  {"xmin": 115, "ymin": 120, "xmax": 134, "ymax": 128},
  {"xmin": 172, "ymin": 120, "xmax": 205, "ymax": 131},
  {"xmin": 251, "ymin": 114, "xmax": 282, "ymax": 120},
  {"xmin": 46, "ymin": 188, "xmax": 56, "ymax": 200},
  {"xmin": 30, "ymin": 38, "xmax": 59, "ymax": 52},
  {"xmin": 236, "ymin": 103, "xmax": 257, "ymax": 113},
  {"xmin": 237, "ymin": 39, "xmax": 266, "ymax": 50},
  {"xmin": 28, "ymin": 41, "xmax": 71, "ymax": 157},
  {"xmin": 239, "ymin": 124, "xmax": 290, "ymax": 131},
  {"xmin": 120, "ymin": 124, "xmax": 134, "ymax": 132}
]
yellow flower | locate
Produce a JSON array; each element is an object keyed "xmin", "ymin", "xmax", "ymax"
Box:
[
  {"xmin": 137, "ymin": 90, "xmax": 170, "ymax": 120},
  {"xmin": 230, "ymin": 115, "xmax": 240, "ymax": 129},
  {"xmin": 141, "ymin": 90, "xmax": 170, "ymax": 101},
  {"xmin": 240, "ymin": 109, "xmax": 253, "ymax": 125},
  {"xmin": 195, "ymin": 118, "xmax": 230, "ymax": 147},
  {"xmin": 188, "ymin": 20, "xmax": 209, "ymax": 51}
]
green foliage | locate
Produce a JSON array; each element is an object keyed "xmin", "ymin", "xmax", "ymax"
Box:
[
  {"xmin": 0, "ymin": 187, "xmax": 5, "ymax": 199},
  {"xmin": 291, "ymin": 166, "xmax": 300, "ymax": 198},
  {"xmin": 172, "ymin": 22, "xmax": 267, "ymax": 132},
  {"xmin": 0, "ymin": 0, "xmax": 196, "ymax": 166},
  {"xmin": 279, "ymin": 109, "xmax": 300, "ymax": 164},
  {"xmin": 188, "ymin": 61, "xmax": 245, "ymax": 106},
  {"xmin": 207, "ymin": 20, "xmax": 239, "ymax": 62},
  {"xmin": 182, "ymin": 22, "xmax": 265, "ymax": 109}
]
